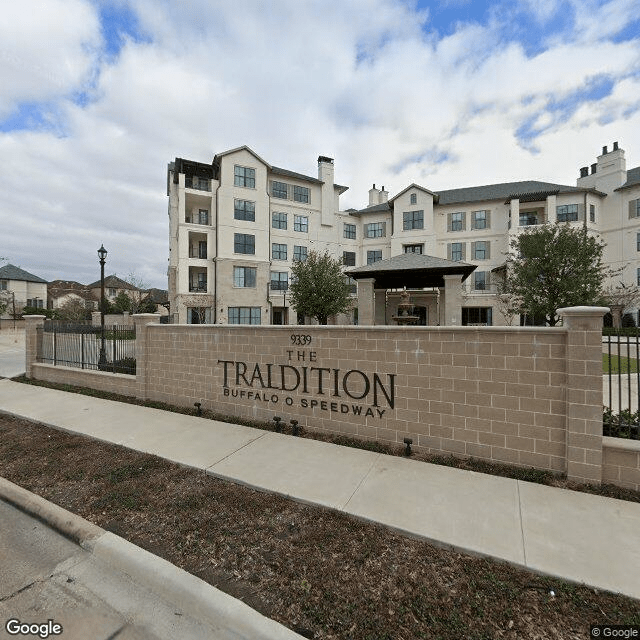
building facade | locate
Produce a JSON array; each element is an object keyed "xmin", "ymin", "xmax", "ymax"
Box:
[
  {"xmin": 167, "ymin": 142, "xmax": 640, "ymax": 326},
  {"xmin": 0, "ymin": 264, "xmax": 48, "ymax": 318}
]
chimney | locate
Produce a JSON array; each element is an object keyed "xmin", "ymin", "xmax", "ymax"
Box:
[
  {"xmin": 591, "ymin": 163, "xmax": 597, "ymax": 174},
  {"xmin": 579, "ymin": 167, "xmax": 589, "ymax": 178},
  {"xmin": 379, "ymin": 185, "xmax": 388, "ymax": 203},
  {"xmin": 613, "ymin": 141, "xmax": 619, "ymax": 151},
  {"xmin": 602, "ymin": 145, "xmax": 608, "ymax": 155},
  {"xmin": 369, "ymin": 183, "xmax": 380, "ymax": 206}
]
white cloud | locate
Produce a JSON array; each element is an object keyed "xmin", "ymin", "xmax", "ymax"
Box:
[{"xmin": 0, "ymin": 0, "xmax": 639, "ymax": 288}]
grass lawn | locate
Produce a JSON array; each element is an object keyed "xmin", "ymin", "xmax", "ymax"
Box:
[
  {"xmin": 603, "ymin": 353, "xmax": 639, "ymax": 374},
  {"xmin": 1, "ymin": 412, "xmax": 639, "ymax": 640}
]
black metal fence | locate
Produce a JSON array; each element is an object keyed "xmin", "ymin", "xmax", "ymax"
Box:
[
  {"xmin": 603, "ymin": 327, "xmax": 639, "ymax": 439},
  {"xmin": 40, "ymin": 321, "xmax": 136, "ymax": 375}
]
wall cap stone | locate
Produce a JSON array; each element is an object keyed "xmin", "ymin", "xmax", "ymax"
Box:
[
  {"xmin": 603, "ymin": 436, "xmax": 640, "ymax": 454},
  {"xmin": 557, "ymin": 306, "xmax": 610, "ymax": 317}
]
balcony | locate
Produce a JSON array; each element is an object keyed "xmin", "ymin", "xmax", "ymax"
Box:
[
  {"xmin": 189, "ymin": 283, "xmax": 207, "ymax": 293},
  {"xmin": 185, "ymin": 176, "xmax": 211, "ymax": 192},
  {"xmin": 270, "ymin": 281, "xmax": 288, "ymax": 291}
]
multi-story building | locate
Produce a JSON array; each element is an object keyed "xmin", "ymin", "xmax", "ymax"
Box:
[
  {"xmin": 0, "ymin": 264, "xmax": 48, "ymax": 317},
  {"xmin": 167, "ymin": 142, "xmax": 640, "ymax": 326}
]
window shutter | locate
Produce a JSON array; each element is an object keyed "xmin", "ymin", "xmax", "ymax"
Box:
[
  {"xmin": 382, "ymin": 222, "xmax": 387, "ymax": 237},
  {"xmin": 447, "ymin": 243, "xmax": 452, "ymax": 260},
  {"xmin": 447, "ymin": 213, "xmax": 452, "ymax": 232},
  {"xmin": 577, "ymin": 203, "xmax": 585, "ymax": 222},
  {"xmin": 486, "ymin": 210, "xmax": 491, "ymax": 229},
  {"xmin": 630, "ymin": 200, "xmax": 638, "ymax": 219},
  {"xmin": 461, "ymin": 243, "xmax": 466, "ymax": 261},
  {"xmin": 486, "ymin": 271, "xmax": 491, "ymax": 288},
  {"xmin": 486, "ymin": 242, "xmax": 491, "ymax": 259},
  {"xmin": 471, "ymin": 241, "xmax": 476, "ymax": 258},
  {"xmin": 462, "ymin": 213, "xmax": 467, "ymax": 231},
  {"xmin": 269, "ymin": 180, "xmax": 273, "ymax": 196}
]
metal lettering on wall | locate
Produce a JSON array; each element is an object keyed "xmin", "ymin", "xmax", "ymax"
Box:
[{"xmin": 218, "ymin": 335, "xmax": 395, "ymax": 418}]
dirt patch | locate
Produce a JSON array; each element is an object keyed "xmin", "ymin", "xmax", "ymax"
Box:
[{"xmin": 1, "ymin": 413, "xmax": 638, "ymax": 640}]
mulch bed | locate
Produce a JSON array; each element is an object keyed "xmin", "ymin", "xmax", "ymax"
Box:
[{"xmin": 1, "ymin": 413, "xmax": 638, "ymax": 640}]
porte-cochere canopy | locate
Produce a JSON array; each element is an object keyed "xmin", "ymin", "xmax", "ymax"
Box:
[{"xmin": 346, "ymin": 253, "xmax": 476, "ymax": 289}]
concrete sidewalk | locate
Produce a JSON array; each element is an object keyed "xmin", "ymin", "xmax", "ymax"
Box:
[{"xmin": 0, "ymin": 378, "xmax": 639, "ymax": 602}]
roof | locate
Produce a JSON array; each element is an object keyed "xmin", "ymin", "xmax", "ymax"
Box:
[
  {"xmin": 144, "ymin": 288, "xmax": 169, "ymax": 304},
  {"xmin": 388, "ymin": 183, "xmax": 438, "ymax": 205},
  {"xmin": 213, "ymin": 145, "xmax": 271, "ymax": 169},
  {"xmin": 86, "ymin": 275, "xmax": 139, "ymax": 291},
  {"xmin": 271, "ymin": 166, "xmax": 323, "ymax": 185},
  {"xmin": 435, "ymin": 180, "xmax": 603, "ymax": 206},
  {"xmin": 350, "ymin": 202, "xmax": 392, "ymax": 216},
  {"xmin": 346, "ymin": 252, "xmax": 476, "ymax": 288},
  {"xmin": 0, "ymin": 264, "xmax": 47, "ymax": 284},
  {"xmin": 615, "ymin": 166, "xmax": 640, "ymax": 192},
  {"xmin": 48, "ymin": 280, "xmax": 97, "ymax": 302}
]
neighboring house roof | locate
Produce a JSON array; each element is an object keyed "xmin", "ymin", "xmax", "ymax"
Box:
[
  {"xmin": 48, "ymin": 280, "xmax": 97, "ymax": 302},
  {"xmin": 144, "ymin": 288, "xmax": 169, "ymax": 304},
  {"xmin": 350, "ymin": 202, "xmax": 392, "ymax": 215},
  {"xmin": 615, "ymin": 166, "xmax": 640, "ymax": 192},
  {"xmin": 0, "ymin": 264, "xmax": 47, "ymax": 284},
  {"xmin": 86, "ymin": 275, "xmax": 139, "ymax": 291}
]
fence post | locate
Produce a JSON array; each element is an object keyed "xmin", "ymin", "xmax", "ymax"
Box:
[
  {"xmin": 558, "ymin": 306, "xmax": 609, "ymax": 485},
  {"xmin": 133, "ymin": 314, "xmax": 160, "ymax": 401},
  {"xmin": 24, "ymin": 315, "xmax": 46, "ymax": 379}
]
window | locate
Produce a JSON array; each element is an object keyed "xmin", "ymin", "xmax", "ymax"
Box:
[
  {"xmin": 198, "ymin": 241, "xmax": 207, "ymax": 259},
  {"xmin": 449, "ymin": 212, "xmax": 465, "ymax": 231},
  {"xmin": 404, "ymin": 244, "xmax": 423, "ymax": 254},
  {"xmin": 638, "ymin": 268, "xmax": 640, "ymax": 286},
  {"xmin": 345, "ymin": 276, "xmax": 357, "ymax": 294},
  {"xmin": 462, "ymin": 307, "xmax": 492, "ymax": 326},
  {"xmin": 272, "ymin": 243, "xmax": 287, "ymax": 260},
  {"xmin": 293, "ymin": 245, "xmax": 307, "ymax": 262},
  {"xmin": 343, "ymin": 251, "xmax": 356, "ymax": 266},
  {"xmin": 272, "ymin": 212, "xmax": 287, "ymax": 229},
  {"xmin": 637, "ymin": 233, "xmax": 640, "ymax": 252},
  {"xmin": 473, "ymin": 271, "xmax": 488, "ymax": 291},
  {"xmin": 367, "ymin": 250, "xmax": 382, "ymax": 264},
  {"xmin": 403, "ymin": 210, "xmax": 424, "ymax": 230},
  {"xmin": 519, "ymin": 211, "xmax": 538, "ymax": 226},
  {"xmin": 270, "ymin": 271, "xmax": 288, "ymax": 290},
  {"xmin": 272, "ymin": 181, "xmax": 288, "ymax": 199},
  {"xmin": 410, "ymin": 193, "xmax": 417, "ymax": 205},
  {"xmin": 198, "ymin": 209, "xmax": 209, "ymax": 225},
  {"xmin": 107, "ymin": 288, "xmax": 117, "ymax": 298},
  {"xmin": 365, "ymin": 222, "xmax": 386, "ymax": 238},
  {"xmin": 344, "ymin": 223, "xmax": 356, "ymax": 239},
  {"xmin": 294, "ymin": 215, "xmax": 308, "ymax": 232},
  {"xmin": 234, "ymin": 165, "xmax": 255, "ymax": 188},
  {"xmin": 233, "ymin": 266, "xmax": 256, "ymax": 288},
  {"xmin": 228, "ymin": 307, "xmax": 261, "ymax": 325},
  {"xmin": 556, "ymin": 204, "xmax": 578, "ymax": 222},
  {"xmin": 190, "ymin": 272, "xmax": 207, "ymax": 292},
  {"xmin": 293, "ymin": 185, "xmax": 310, "ymax": 203},
  {"xmin": 590, "ymin": 204, "xmax": 596, "ymax": 222},
  {"xmin": 26, "ymin": 299, "xmax": 44, "ymax": 308},
  {"xmin": 450, "ymin": 242, "xmax": 463, "ymax": 261},
  {"xmin": 234, "ymin": 199, "xmax": 255, "ymax": 221},
  {"xmin": 234, "ymin": 233, "xmax": 255, "ymax": 254},
  {"xmin": 630, "ymin": 199, "xmax": 640, "ymax": 219},
  {"xmin": 0, "ymin": 280, "xmax": 7, "ymax": 290},
  {"xmin": 187, "ymin": 307, "xmax": 211, "ymax": 324},
  {"xmin": 472, "ymin": 210, "xmax": 489, "ymax": 229},
  {"xmin": 473, "ymin": 241, "xmax": 489, "ymax": 260}
]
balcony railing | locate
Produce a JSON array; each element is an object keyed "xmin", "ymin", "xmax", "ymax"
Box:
[
  {"xmin": 189, "ymin": 283, "xmax": 207, "ymax": 293},
  {"xmin": 270, "ymin": 282, "xmax": 288, "ymax": 291},
  {"xmin": 189, "ymin": 248, "xmax": 208, "ymax": 259}
]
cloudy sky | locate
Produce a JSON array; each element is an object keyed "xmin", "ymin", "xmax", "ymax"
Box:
[{"xmin": 2, "ymin": 0, "xmax": 639, "ymax": 289}]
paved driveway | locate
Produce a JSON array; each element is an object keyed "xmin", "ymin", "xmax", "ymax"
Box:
[{"xmin": 0, "ymin": 328, "xmax": 25, "ymax": 378}]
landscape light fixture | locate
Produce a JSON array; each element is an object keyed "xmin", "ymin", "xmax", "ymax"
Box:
[
  {"xmin": 273, "ymin": 416, "xmax": 282, "ymax": 433},
  {"xmin": 194, "ymin": 402, "xmax": 202, "ymax": 416},
  {"xmin": 98, "ymin": 245, "xmax": 108, "ymax": 367},
  {"xmin": 403, "ymin": 437, "xmax": 413, "ymax": 457},
  {"xmin": 290, "ymin": 419, "xmax": 299, "ymax": 436}
]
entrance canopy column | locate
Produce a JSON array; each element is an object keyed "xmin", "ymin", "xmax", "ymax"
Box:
[
  {"xmin": 443, "ymin": 273, "xmax": 463, "ymax": 326},
  {"xmin": 356, "ymin": 278, "xmax": 376, "ymax": 326}
]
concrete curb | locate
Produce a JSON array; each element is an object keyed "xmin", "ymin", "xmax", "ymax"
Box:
[{"xmin": 0, "ymin": 476, "xmax": 305, "ymax": 640}]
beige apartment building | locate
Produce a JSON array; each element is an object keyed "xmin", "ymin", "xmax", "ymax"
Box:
[{"xmin": 167, "ymin": 142, "xmax": 640, "ymax": 326}]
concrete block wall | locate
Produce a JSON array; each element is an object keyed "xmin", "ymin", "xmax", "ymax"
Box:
[
  {"xmin": 30, "ymin": 363, "xmax": 137, "ymax": 397},
  {"xmin": 602, "ymin": 438, "xmax": 640, "ymax": 491}
]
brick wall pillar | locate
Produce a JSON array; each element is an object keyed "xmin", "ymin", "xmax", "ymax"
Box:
[
  {"xmin": 558, "ymin": 306, "xmax": 609, "ymax": 484},
  {"xmin": 133, "ymin": 313, "xmax": 160, "ymax": 400},
  {"xmin": 357, "ymin": 278, "xmax": 376, "ymax": 326},
  {"xmin": 24, "ymin": 315, "xmax": 46, "ymax": 378},
  {"xmin": 443, "ymin": 274, "xmax": 463, "ymax": 326}
]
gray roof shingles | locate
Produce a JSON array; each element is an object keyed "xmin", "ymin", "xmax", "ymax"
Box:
[
  {"xmin": 616, "ymin": 166, "xmax": 640, "ymax": 191},
  {"xmin": 0, "ymin": 264, "xmax": 47, "ymax": 284}
]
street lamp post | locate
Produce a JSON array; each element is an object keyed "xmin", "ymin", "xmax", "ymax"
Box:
[{"xmin": 98, "ymin": 245, "xmax": 108, "ymax": 367}]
